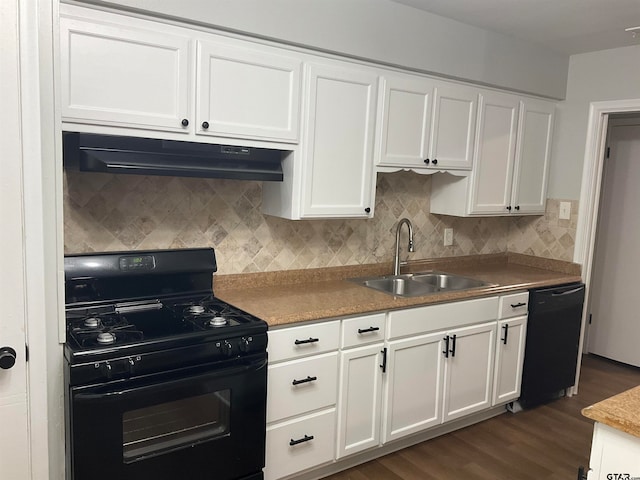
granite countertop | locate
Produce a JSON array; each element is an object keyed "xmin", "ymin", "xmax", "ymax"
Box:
[
  {"xmin": 215, "ymin": 253, "xmax": 582, "ymax": 327},
  {"xmin": 582, "ymin": 386, "xmax": 640, "ymax": 438}
]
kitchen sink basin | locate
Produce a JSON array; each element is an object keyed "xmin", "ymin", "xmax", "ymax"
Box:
[
  {"xmin": 361, "ymin": 275, "xmax": 439, "ymax": 297},
  {"xmin": 411, "ymin": 272, "xmax": 489, "ymax": 291},
  {"xmin": 349, "ymin": 271, "xmax": 494, "ymax": 297}
]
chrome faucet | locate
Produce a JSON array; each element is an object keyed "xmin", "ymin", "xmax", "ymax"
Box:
[{"xmin": 393, "ymin": 218, "xmax": 414, "ymax": 276}]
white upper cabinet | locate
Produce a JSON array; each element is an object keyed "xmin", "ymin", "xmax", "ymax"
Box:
[
  {"xmin": 60, "ymin": 10, "xmax": 192, "ymax": 133},
  {"xmin": 376, "ymin": 74, "xmax": 434, "ymax": 169},
  {"xmin": 263, "ymin": 60, "xmax": 378, "ymax": 219},
  {"xmin": 429, "ymin": 82, "xmax": 478, "ymax": 170},
  {"xmin": 301, "ymin": 62, "xmax": 378, "ymax": 218},
  {"xmin": 60, "ymin": 5, "xmax": 301, "ymax": 144},
  {"xmin": 375, "ymin": 75, "xmax": 477, "ymax": 173},
  {"xmin": 511, "ymin": 98, "xmax": 555, "ymax": 214},
  {"xmin": 196, "ymin": 39, "xmax": 301, "ymax": 142},
  {"xmin": 430, "ymin": 92, "xmax": 555, "ymax": 217},
  {"xmin": 468, "ymin": 91, "xmax": 520, "ymax": 214}
]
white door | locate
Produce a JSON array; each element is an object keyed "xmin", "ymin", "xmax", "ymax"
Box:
[
  {"xmin": 510, "ymin": 98, "xmax": 554, "ymax": 214},
  {"xmin": 196, "ymin": 38, "xmax": 301, "ymax": 142},
  {"xmin": 0, "ymin": 0, "xmax": 31, "ymax": 476},
  {"xmin": 588, "ymin": 120, "xmax": 640, "ymax": 366},
  {"xmin": 382, "ymin": 332, "xmax": 444, "ymax": 443},
  {"xmin": 60, "ymin": 6, "xmax": 192, "ymax": 133},
  {"xmin": 442, "ymin": 322, "xmax": 495, "ymax": 422},
  {"xmin": 429, "ymin": 82, "xmax": 478, "ymax": 170},
  {"xmin": 376, "ymin": 74, "xmax": 433, "ymax": 169},
  {"xmin": 301, "ymin": 62, "xmax": 378, "ymax": 218},
  {"xmin": 468, "ymin": 91, "xmax": 519, "ymax": 215},
  {"xmin": 492, "ymin": 316, "xmax": 527, "ymax": 405},
  {"xmin": 336, "ymin": 343, "xmax": 384, "ymax": 459}
]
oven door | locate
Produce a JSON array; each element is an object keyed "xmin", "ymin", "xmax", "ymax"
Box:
[{"xmin": 68, "ymin": 354, "xmax": 267, "ymax": 480}]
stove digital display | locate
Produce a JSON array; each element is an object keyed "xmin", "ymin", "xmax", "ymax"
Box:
[{"xmin": 119, "ymin": 255, "xmax": 156, "ymax": 271}]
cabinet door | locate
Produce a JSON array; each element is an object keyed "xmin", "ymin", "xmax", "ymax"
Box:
[
  {"xmin": 468, "ymin": 92, "xmax": 520, "ymax": 215},
  {"xmin": 196, "ymin": 39, "xmax": 301, "ymax": 142},
  {"xmin": 301, "ymin": 62, "xmax": 378, "ymax": 218},
  {"xmin": 60, "ymin": 13, "xmax": 191, "ymax": 133},
  {"xmin": 442, "ymin": 322, "xmax": 496, "ymax": 422},
  {"xmin": 492, "ymin": 316, "xmax": 527, "ymax": 405},
  {"xmin": 382, "ymin": 332, "xmax": 444, "ymax": 443},
  {"xmin": 376, "ymin": 74, "xmax": 433, "ymax": 169},
  {"xmin": 587, "ymin": 423, "xmax": 640, "ymax": 480},
  {"xmin": 511, "ymin": 99, "xmax": 555, "ymax": 214},
  {"xmin": 336, "ymin": 344, "xmax": 384, "ymax": 459},
  {"xmin": 430, "ymin": 83, "xmax": 478, "ymax": 170}
]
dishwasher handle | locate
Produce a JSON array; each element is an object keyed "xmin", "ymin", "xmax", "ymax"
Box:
[{"xmin": 551, "ymin": 286, "xmax": 584, "ymax": 297}]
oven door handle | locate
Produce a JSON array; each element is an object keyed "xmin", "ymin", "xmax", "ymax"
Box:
[{"xmin": 74, "ymin": 357, "xmax": 267, "ymax": 402}]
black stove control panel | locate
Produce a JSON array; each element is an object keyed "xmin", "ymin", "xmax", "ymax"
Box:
[{"xmin": 119, "ymin": 254, "xmax": 156, "ymax": 271}]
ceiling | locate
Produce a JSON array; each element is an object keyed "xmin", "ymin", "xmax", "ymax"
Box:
[{"xmin": 389, "ymin": 0, "xmax": 640, "ymax": 55}]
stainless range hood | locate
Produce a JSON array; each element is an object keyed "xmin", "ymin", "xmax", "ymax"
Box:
[{"xmin": 63, "ymin": 132, "xmax": 285, "ymax": 181}]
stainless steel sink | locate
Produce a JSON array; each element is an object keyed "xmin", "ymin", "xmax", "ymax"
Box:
[
  {"xmin": 349, "ymin": 271, "xmax": 494, "ymax": 297},
  {"xmin": 362, "ymin": 275, "xmax": 439, "ymax": 297},
  {"xmin": 411, "ymin": 272, "xmax": 489, "ymax": 291}
]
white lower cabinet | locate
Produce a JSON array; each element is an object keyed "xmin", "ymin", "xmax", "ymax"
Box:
[
  {"xmin": 586, "ymin": 422, "xmax": 640, "ymax": 480},
  {"xmin": 265, "ymin": 321, "xmax": 340, "ymax": 480},
  {"xmin": 265, "ymin": 408, "xmax": 336, "ymax": 480},
  {"xmin": 382, "ymin": 332, "xmax": 444, "ymax": 443},
  {"xmin": 267, "ymin": 352, "xmax": 338, "ymax": 424},
  {"xmin": 442, "ymin": 322, "xmax": 496, "ymax": 422},
  {"xmin": 336, "ymin": 343, "xmax": 384, "ymax": 458},
  {"xmin": 268, "ymin": 293, "xmax": 530, "ymax": 478},
  {"xmin": 493, "ymin": 291, "xmax": 528, "ymax": 405},
  {"xmin": 492, "ymin": 316, "xmax": 527, "ymax": 405},
  {"xmin": 381, "ymin": 297, "xmax": 499, "ymax": 444}
]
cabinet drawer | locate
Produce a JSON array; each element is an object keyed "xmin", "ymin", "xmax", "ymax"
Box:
[
  {"xmin": 499, "ymin": 292, "xmax": 529, "ymax": 319},
  {"xmin": 267, "ymin": 352, "xmax": 338, "ymax": 423},
  {"xmin": 268, "ymin": 321, "xmax": 340, "ymax": 363},
  {"xmin": 341, "ymin": 313, "xmax": 386, "ymax": 349},
  {"xmin": 265, "ymin": 409, "xmax": 336, "ymax": 480},
  {"xmin": 388, "ymin": 297, "xmax": 499, "ymax": 339}
]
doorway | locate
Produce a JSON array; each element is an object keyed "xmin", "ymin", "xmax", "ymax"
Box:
[{"xmin": 586, "ymin": 115, "xmax": 640, "ymax": 366}]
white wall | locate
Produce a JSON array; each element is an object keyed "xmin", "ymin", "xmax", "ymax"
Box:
[
  {"xmin": 548, "ymin": 45, "xmax": 640, "ymax": 200},
  {"xmin": 78, "ymin": 0, "xmax": 568, "ymax": 99}
]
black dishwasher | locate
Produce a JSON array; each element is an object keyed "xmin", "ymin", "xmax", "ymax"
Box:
[{"xmin": 519, "ymin": 282, "xmax": 585, "ymax": 408}]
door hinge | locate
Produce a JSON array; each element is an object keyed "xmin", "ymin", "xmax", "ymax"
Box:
[
  {"xmin": 606, "ymin": 146, "xmax": 610, "ymax": 158},
  {"xmin": 589, "ymin": 313, "xmax": 592, "ymax": 325},
  {"xmin": 25, "ymin": 344, "xmax": 29, "ymax": 362}
]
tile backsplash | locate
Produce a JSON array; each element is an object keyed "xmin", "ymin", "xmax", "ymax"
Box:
[{"xmin": 64, "ymin": 171, "xmax": 577, "ymax": 274}]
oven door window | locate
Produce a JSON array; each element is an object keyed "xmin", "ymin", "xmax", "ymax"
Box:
[{"xmin": 122, "ymin": 390, "xmax": 230, "ymax": 463}]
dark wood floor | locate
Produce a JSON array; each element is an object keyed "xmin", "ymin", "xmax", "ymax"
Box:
[{"xmin": 323, "ymin": 354, "xmax": 640, "ymax": 480}]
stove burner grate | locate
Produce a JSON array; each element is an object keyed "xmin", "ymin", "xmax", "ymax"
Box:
[{"xmin": 69, "ymin": 314, "xmax": 144, "ymax": 348}]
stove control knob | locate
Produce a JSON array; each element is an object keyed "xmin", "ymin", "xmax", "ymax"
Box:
[
  {"xmin": 222, "ymin": 340, "xmax": 234, "ymax": 357},
  {"xmin": 127, "ymin": 356, "xmax": 140, "ymax": 375},
  {"xmin": 102, "ymin": 361, "xmax": 113, "ymax": 380},
  {"xmin": 0, "ymin": 347, "xmax": 17, "ymax": 370},
  {"xmin": 239, "ymin": 336, "xmax": 252, "ymax": 353}
]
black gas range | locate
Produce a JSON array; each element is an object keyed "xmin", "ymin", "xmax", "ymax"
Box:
[{"xmin": 64, "ymin": 248, "xmax": 267, "ymax": 480}]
